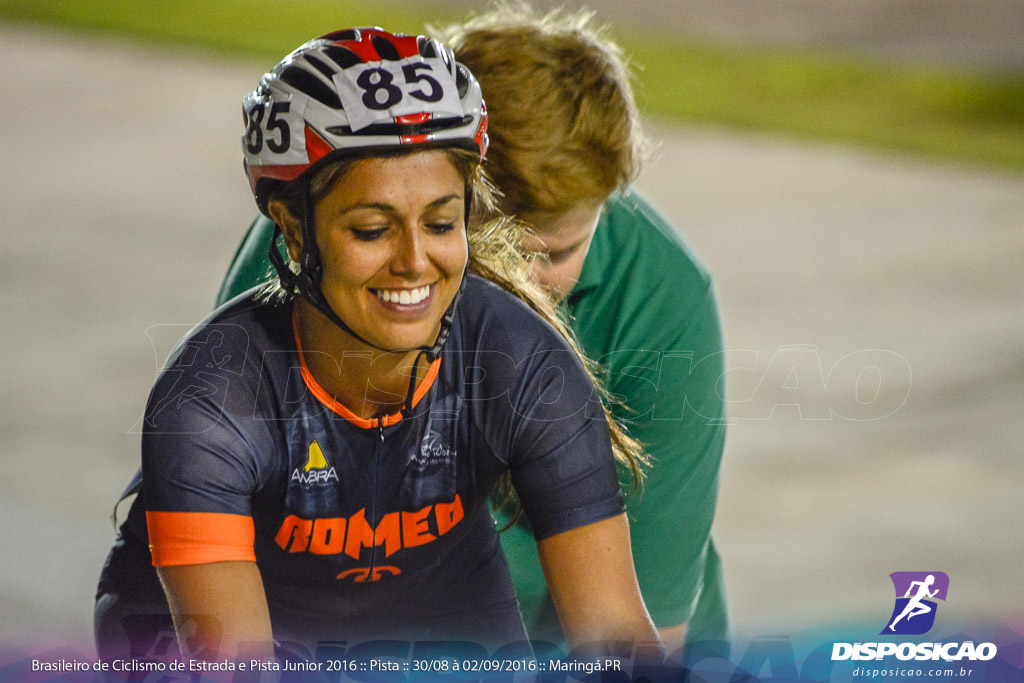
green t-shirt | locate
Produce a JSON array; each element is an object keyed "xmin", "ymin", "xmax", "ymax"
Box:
[{"xmin": 215, "ymin": 190, "xmax": 728, "ymax": 655}]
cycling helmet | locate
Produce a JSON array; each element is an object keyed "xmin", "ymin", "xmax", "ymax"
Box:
[
  {"xmin": 240, "ymin": 28, "xmax": 488, "ymax": 407},
  {"xmin": 243, "ymin": 27, "xmax": 488, "ymax": 214}
]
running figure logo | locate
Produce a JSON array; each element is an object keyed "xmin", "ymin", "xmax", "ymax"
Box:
[{"xmin": 882, "ymin": 571, "xmax": 949, "ymax": 635}]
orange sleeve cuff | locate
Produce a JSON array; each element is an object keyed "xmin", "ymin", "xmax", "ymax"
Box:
[{"xmin": 147, "ymin": 511, "xmax": 256, "ymax": 566}]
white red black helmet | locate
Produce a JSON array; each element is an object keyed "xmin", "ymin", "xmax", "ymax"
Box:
[{"xmin": 242, "ymin": 27, "xmax": 488, "ymax": 214}]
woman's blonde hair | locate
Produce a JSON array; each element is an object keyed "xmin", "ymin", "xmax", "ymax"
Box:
[
  {"xmin": 433, "ymin": 3, "xmax": 648, "ymax": 214},
  {"xmin": 266, "ymin": 148, "xmax": 646, "ymax": 503}
]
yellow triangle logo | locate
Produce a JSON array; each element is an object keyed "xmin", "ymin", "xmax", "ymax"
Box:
[{"xmin": 303, "ymin": 439, "xmax": 329, "ymax": 471}]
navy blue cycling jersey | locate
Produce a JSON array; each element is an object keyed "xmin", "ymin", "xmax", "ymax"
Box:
[{"xmin": 96, "ymin": 275, "xmax": 624, "ymax": 652}]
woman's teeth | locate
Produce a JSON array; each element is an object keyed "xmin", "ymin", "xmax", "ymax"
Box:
[{"xmin": 376, "ymin": 285, "xmax": 431, "ymax": 305}]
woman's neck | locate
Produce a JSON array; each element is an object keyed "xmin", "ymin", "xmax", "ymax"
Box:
[{"xmin": 292, "ymin": 299, "xmax": 431, "ymax": 420}]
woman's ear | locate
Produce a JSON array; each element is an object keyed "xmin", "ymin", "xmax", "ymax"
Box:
[{"xmin": 267, "ymin": 199, "xmax": 303, "ymax": 262}]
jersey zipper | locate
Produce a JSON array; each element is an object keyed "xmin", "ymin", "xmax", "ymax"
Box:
[{"xmin": 367, "ymin": 417, "xmax": 385, "ymax": 575}]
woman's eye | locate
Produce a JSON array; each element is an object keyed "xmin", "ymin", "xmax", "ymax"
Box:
[
  {"xmin": 350, "ymin": 228, "xmax": 385, "ymax": 241},
  {"xmin": 546, "ymin": 248, "xmax": 571, "ymax": 265},
  {"xmin": 427, "ymin": 222, "xmax": 456, "ymax": 234}
]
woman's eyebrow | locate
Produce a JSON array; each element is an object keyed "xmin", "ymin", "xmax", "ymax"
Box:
[
  {"xmin": 425, "ymin": 194, "xmax": 461, "ymax": 210},
  {"xmin": 339, "ymin": 202, "xmax": 394, "ymax": 215},
  {"xmin": 338, "ymin": 194, "xmax": 462, "ymax": 216}
]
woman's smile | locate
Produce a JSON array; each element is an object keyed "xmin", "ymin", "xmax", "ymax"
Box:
[{"xmin": 371, "ymin": 283, "xmax": 435, "ymax": 311}]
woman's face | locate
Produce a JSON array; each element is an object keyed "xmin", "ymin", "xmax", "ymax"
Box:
[
  {"xmin": 517, "ymin": 198, "xmax": 604, "ymax": 301},
  {"xmin": 286, "ymin": 150, "xmax": 468, "ymax": 351}
]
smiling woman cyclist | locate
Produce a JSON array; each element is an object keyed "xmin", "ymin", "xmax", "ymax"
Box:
[{"xmin": 94, "ymin": 27, "xmax": 657, "ymax": 660}]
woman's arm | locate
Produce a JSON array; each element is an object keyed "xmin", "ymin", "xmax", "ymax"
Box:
[
  {"xmin": 657, "ymin": 623, "xmax": 688, "ymax": 659},
  {"xmin": 537, "ymin": 513, "xmax": 662, "ymax": 653},
  {"xmin": 157, "ymin": 562, "xmax": 274, "ymax": 661}
]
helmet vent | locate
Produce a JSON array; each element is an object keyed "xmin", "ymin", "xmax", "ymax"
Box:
[
  {"xmin": 280, "ymin": 66, "xmax": 343, "ymax": 108},
  {"xmin": 326, "ymin": 115, "xmax": 474, "ymax": 137},
  {"xmin": 417, "ymin": 37, "xmax": 438, "ymax": 59},
  {"xmin": 455, "ymin": 64, "xmax": 470, "ymax": 99},
  {"xmin": 321, "ymin": 29, "xmax": 359, "ymax": 43},
  {"xmin": 322, "ymin": 45, "xmax": 362, "ymax": 70},
  {"xmin": 370, "ymin": 34, "xmax": 402, "ymax": 61},
  {"xmin": 304, "ymin": 53, "xmax": 338, "ymax": 79}
]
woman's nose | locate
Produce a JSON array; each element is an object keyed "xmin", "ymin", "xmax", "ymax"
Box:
[{"xmin": 390, "ymin": 229, "xmax": 428, "ymax": 277}]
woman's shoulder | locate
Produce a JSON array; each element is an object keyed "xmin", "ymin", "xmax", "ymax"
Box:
[
  {"xmin": 161, "ymin": 291, "xmax": 291, "ymax": 372},
  {"xmin": 455, "ymin": 275, "xmax": 568, "ymax": 354},
  {"xmin": 143, "ymin": 294, "xmax": 292, "ymax": 431},
  {"xmin": 447, "ymin": 276, "xmax": 592, "ymax": 411}
]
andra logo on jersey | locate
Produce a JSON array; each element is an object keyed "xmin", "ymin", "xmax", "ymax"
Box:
[
  {"xmin": 882, "ymin": 571, "xmax": 949, "ymax": 635},
  {"xmin": 291, "ymin": 440, "xmax": 339, "ymax": 486}
]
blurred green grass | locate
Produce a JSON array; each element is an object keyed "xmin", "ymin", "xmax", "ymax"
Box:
[{"xmin": 3, "ymin": 0, "xmax": 1022, "ymax": 172}]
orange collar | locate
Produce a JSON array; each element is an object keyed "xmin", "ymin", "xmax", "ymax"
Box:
[{"xmin": 292, "ymin": 314, "xmax": 441, "ymax": 429}]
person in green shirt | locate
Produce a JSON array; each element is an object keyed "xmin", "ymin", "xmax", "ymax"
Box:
[{"xmin": 216, "ymin": 6, "xmax": 728, "ymax": 663}]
